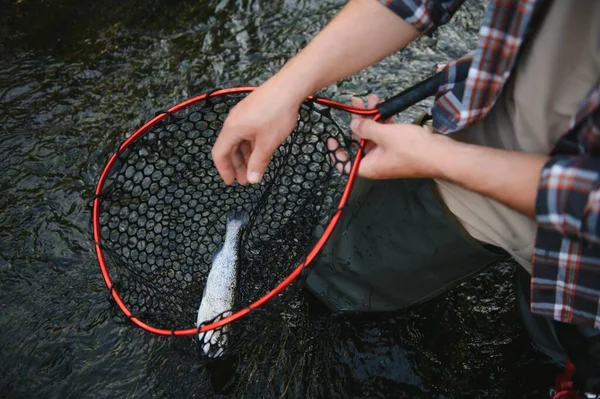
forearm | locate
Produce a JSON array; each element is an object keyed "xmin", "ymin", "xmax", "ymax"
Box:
[
  {"xmin": 431, "ymin": 135, "xmax": 549, "ymax": 218},
  {"xmin": 266, "ymin": 0, "xmax": 421, "ymax": 101}
]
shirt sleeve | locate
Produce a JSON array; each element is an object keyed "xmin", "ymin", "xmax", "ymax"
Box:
[
  {"xmin": 380, "ymin": 0, "xmax": 466, "ymax": 35},
  {"xmin": 536, "ymin": 155, "xmax": 600, "ymax": 245}
]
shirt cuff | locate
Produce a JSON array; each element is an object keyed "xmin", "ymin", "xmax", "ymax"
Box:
[{"xmin": 380, "ymin": 0, "xmax": 465, "ymax": 36}]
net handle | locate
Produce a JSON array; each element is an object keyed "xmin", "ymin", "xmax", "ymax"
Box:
[
  {"xmin": 93, "ymin": 68, "xmax": 458, "ymax": 336},
  {"xmin": 377, "ymin": 62, "xmax": 470, "ymax": 119}
]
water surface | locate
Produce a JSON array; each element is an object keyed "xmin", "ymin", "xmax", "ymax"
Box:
[{"xmin": 0, "ymin": 1, "xmax": 558, "ymax": 398}]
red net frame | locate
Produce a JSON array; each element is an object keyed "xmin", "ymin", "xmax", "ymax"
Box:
[{"xmin": 92, "ymin": 86, "xmax": 382, "ymax": 337}]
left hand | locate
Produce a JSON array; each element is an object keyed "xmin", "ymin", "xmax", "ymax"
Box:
[{"xmin": 328, "ymin": 94, "xmax": 446, "ymax": 180}]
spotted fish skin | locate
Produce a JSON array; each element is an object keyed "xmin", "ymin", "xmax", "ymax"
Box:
[{"xmin": 197, "ymin": 209, "xmax": 249, "ymax": 358}]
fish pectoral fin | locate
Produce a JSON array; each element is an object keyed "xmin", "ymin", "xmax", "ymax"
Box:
[
  {"xmin": 199, "ymin": 326, "xmax": 230, "ymax": 358},
  {"xmin": 210, "ymin": 330, "xmax": 221, "ymax": 346}
]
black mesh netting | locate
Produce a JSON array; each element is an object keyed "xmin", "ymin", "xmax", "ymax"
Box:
[{"xmin": 96, "ymin": 90, "xmax": 358, "ymax": 356}]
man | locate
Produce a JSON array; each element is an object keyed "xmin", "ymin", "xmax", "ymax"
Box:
[{"xmin": 211, "ymin": 0, "xmax": 600, "ymax": 395}]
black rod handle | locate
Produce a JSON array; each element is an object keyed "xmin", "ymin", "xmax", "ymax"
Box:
[{"xmin": 376, "ymin": 63, "xmax": 470, "ymax": 120}]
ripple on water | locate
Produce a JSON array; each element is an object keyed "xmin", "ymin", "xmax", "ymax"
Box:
[{"xmin": 0, "ymin": 1, "xmax": 558, "ymax": 398}]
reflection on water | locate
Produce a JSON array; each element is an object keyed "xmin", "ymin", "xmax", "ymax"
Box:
[{"xmin": 0, "ymin": 1, "xmax": 557, "ymax": 398}]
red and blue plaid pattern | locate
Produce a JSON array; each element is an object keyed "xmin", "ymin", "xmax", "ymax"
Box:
[
  {"xmin": 383, "ymin": 0, "xmax": 600, "ymax": 328},
  {"xmin": 534, "ymin": 88, "xmax": 600, "ymax": 329}
]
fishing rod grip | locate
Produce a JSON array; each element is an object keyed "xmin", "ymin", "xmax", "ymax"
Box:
[
  {"xmin": 376, "ymin": 62, "xmax": 470, "ymax": 120},
  {"xmin": 376, "ymin": 73, "xmax": 442, "ymax": 120}
]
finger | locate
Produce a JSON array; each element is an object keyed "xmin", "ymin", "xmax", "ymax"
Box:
[
  {"xmin": 347, "ymin": 97, "xmax": 364, "ymax": 141},
  {"xmin": 367, "ymin": 94, "xmax": 379, "ymax": 109},
  {"xmin": 350, "ymin": 97, "xmax": 365, "ymax": 124},
  {"xmin": 352, "ymin": 131, "xmax": 376, "ymax": 146},
  {"xmin": 327, "ymin": 137, "xmax": 352, "ymax": 175},
  {"xmin": 212, "ymin": 129, "xmax": 242, "ymax": 186},
  {"xmin": 240, "ymin": 141, "xmax": 252, "ymax": 166},
  {"xmin": 351, "ymin": 96, "xmax": 365, "ymax": 110},
  {"xmin": 231, "ymin": 147, "xmax": 248, "ymax": 185},
  {"xmin": 363, "ymin": 140, "xmax": 376, "ymax": 154},
  {"xmin": 364, "ymin": 93, "xmax": 396, "ymax": 125},
  {"xmin": 351, "ymin": 97, "xmax": 369, "ymax": 139},
  {"xmin": 246, "ymin": 139, "xmax": 274, "ymax": 184},
  {"xmin": 367, "ymin": 93, "xmax": 397, "ymax": 125},
  {"xmin": 350, "ymin": 117, "xmax": 385, "ymax": 142},
  {"xmin": 355, "ymin": 151, "xmax": 380, "ymax": 179},
  {"xmin": 382, "ymin": 116, "xmax": 395, "ymax": 124}
]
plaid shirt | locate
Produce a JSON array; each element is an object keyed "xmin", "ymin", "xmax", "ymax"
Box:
[{"xmin": 382, "ymin": 0, "xmax": 600, "ymax": 329}]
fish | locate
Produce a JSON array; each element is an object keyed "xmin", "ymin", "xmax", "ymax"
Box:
[{"xmin": 197, "ymin": 209, "xmax": 249, "ymax": 358}]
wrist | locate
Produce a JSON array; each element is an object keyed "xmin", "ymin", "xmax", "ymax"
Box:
[
  {"xmin": 264, "ymin": 57, "xmax": 321, "ymax": 104},
  {"xmin": 423, "ymin": 133, "xmax": 457, "ymax": 180}
]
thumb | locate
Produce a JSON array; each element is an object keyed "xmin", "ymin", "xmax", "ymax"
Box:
[
  {"xmin": 246, "ymin": 141, "xmax": 273, "ymax": 184},
  {"xmin": 350, "ymin": 118, "xmax": 384, "ymax": 141}
]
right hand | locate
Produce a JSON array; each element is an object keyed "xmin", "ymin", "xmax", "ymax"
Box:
[
  {"xmin": 211, "ymin": 83, "xmax": 301, "ymax": 186},
  {"xmin": 211, "ymin": 0, "xmax": 421, "ymax": 186},
  {"xmin": 327, "ymin": 93, "xmax": 442, "ymax": 180}
]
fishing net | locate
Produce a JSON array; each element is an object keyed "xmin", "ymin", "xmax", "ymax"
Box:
[{"xmin": 94, "ymin": 89, "xmax": 358, "ymax": 357}]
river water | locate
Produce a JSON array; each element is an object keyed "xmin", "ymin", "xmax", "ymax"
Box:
[{"xmin": 0, "ymin": 1, "xmax": 559, "ymax": 398}]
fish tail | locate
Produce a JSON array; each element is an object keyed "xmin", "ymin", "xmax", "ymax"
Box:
[{"xmin": 226, "ymin": 208, "xmax": 250, "ymax": 226}]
